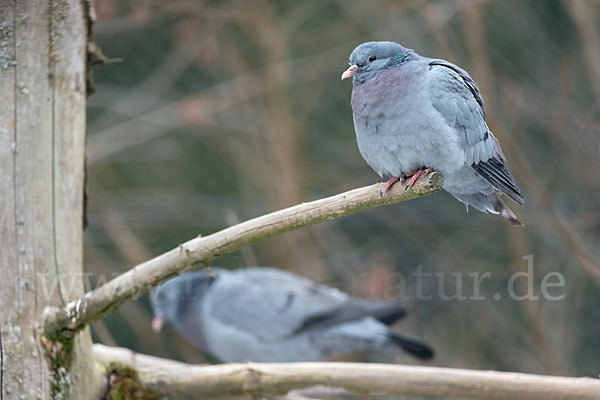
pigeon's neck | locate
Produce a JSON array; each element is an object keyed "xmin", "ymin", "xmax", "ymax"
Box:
[
  {"xmin": 172, "ymin": 298, "xmax": 209, "ymax": 349},
  {"xmin": 353, "ymin": 69, "xmax": 378, "ymax": 85},
  {"xmin": 351, "ymin": 64, "xmax": 421, "ymax": 119}
]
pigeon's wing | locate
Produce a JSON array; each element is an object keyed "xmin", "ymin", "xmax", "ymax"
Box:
[
  {"xmin": 427, "ymin": 60, "xmax": 524, "ymax": 205},
  {"xmin": 427, "ymin": 59, "xmax": 497, "ymax": 164},
  {"xmin": 205, "ymin": 268, "xmax": 352, "ymax": 341},
  {"xmin": 291, "ymin": 300, "xmax": 406, "ymax": 335}
]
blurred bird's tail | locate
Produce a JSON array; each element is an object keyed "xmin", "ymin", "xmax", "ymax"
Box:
[
  {"xmin": 387, "ymin": 333, "xmax": 434, "ymax": 360},
  {"xmin": 366, "ymin": 302, "xmax": 407, "ymax": 325}
]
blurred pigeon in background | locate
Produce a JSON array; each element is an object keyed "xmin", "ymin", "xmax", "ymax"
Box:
[
  {"xmin": 342, "ymin": 41, "xmax": 524, "ymax": 225},
  {"xmin": 151, "ymin": 267, "xmax": 433, "ymax": 362}
]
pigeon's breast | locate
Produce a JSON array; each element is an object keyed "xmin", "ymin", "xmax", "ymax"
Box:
[{"xmin": 351, "ymin": 66, "xmax": 464, "ymax": 178}]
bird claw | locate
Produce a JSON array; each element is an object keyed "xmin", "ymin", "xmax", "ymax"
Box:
[
  {"xmin": 402, "ymin": 168, "xmax": 433, "ymax": 190},
  {"xmin": 379, "ymin": 169, "xmax": 434, "ymax": 196},
  {"xmin": 380, "ymin": 177, "xmax": 400, "ymax": 197}
]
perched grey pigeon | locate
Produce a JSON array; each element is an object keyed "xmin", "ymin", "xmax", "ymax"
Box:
[
  {"xmin": 342, "ymin": 41, "xmax": 524, "ymax": 225},
  {"xmin": 150, "ymin": 267, "xmax": 433, "ymax": 362}
]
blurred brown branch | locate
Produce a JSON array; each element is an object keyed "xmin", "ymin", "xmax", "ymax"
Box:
[
  {"xmin": 92, "ymin": 344, "xmax": 600, "ymax": 400},
  {"xmin": 566, "ymin": 0, "xmax": 600, "ymax": 102},
  {"xmin": 45, "ymin": 173, "xmax": 443, "ymax": 337}
]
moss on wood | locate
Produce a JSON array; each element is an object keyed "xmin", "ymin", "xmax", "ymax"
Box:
[{"xmin": 104, "ymin": 362, "xmax": 161, "ymax": 400}]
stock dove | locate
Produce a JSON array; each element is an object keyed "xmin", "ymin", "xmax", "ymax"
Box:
[
  {"xmin": 150, "ymin": 267, "xmax": 433, "ymax": 362},
  {"xmin": 342, "ymin": 41, "xmax": 524, "ymax": 225}
]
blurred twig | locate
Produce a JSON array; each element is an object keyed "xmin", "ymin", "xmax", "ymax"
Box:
[
  {"xmin": 421, "ymin": 0, "xmax": 454, "ymax": 60},
  {"xmin": 91, "ymin": 320, "xmax": 117, "ymax": 347},
  {"xmin": 565, "ymin": 0, "xmax": 600, "ymax": 103}
]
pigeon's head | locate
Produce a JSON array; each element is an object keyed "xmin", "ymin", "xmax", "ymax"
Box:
[
  {"xmin": 341, "ymin": 41, "xmax": 414, "ymax": 84},
  {"xmin": 150, "ymin": 270, "xmax": 217, "ymax": 332}
]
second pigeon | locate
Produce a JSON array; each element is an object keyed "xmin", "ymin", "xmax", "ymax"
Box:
[{"xmin": 151, "ymin": 267, "xmax": 433, "ymax": 362}]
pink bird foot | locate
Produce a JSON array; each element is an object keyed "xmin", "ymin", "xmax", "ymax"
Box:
[
  {"xmin": 380, "ymin": 177, "xmax": 400, "ymax": 197},
  {"xmin": 402, "ymin": 168, "xmax": 433, "ymax": 190}
]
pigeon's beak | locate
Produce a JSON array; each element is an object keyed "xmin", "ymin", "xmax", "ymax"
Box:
[
  {"xmin": 341, "ymin": 64, "xmax": 357, "ymax": 80},
  {"xmin": 151, "ymin": 314, "xmax": 164, "ymax": 332}
]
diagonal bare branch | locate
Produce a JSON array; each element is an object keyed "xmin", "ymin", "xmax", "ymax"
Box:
[{"xmin": 44, "ymin": 173, "xmax": 443, "ymax": 338}]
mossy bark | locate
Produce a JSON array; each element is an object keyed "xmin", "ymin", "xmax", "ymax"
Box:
[{"xmin": 103, "ymin": 363, "xmax": 161, "ymax": 400}]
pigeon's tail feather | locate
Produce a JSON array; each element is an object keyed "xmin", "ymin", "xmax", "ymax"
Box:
[
  {"xmin": 473, "ymin": 159, "xmax": 524, "ymax": 206},
  {"xmin": 451, "ymin": 192, "xmax": 491, "ymax": 213},
  {"xmin": 386, "ymin": 333, "xmax": 434, "ymax": 360},
  {"xmin": 450, "ymin": 191, "xmax": 523, "ymax": 226},
  {"xmin": 489, "ymin": 192, "xmax": 524, "ymax": 227}
]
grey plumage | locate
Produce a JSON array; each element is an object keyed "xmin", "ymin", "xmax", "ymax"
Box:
[
  {"xmin": 150, "ymin": 267, "xmax": 433, "ymax": 362},
  {"xmin": 342, "ymin": 41, "xmax": 523, "ymax": 225}
]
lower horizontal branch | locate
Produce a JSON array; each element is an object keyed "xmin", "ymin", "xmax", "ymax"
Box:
[
  {"xmin": 93, "ymin": 343, "xmax": 196, "ymax": 371},
  {"xmin": 93, "ymin": 344, "xmax": 600, "ymax": 400},
  {"xmin": 44, "ymin": 173, "xmax": 443, "ymax": 337}
]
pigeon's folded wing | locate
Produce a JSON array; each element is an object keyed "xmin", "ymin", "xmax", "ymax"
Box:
[
  {"xmin": 427, "ymin": 60, "xmax": 523, "ymax": 205},
  {"xmin": 205, "ymin": 269, "xmax": 352, "ymax": 341},
  {"xmin": 427, "ymin": 59, "xmax": 498, "ymax": 165}
]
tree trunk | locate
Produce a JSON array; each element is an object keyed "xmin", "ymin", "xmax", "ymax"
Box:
[{"xmin": 0, "ymin": 0, "xmax": 101, "ymax": 398}]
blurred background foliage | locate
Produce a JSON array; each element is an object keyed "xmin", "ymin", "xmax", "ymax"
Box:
[{"xmin": 86, "ymin": 0, "xmax": 599, "ymax": 385}]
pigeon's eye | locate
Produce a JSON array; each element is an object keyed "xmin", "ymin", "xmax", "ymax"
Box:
[{"xmin": 368, "ymin": 55, "xmax": 377, "ymax": 62}]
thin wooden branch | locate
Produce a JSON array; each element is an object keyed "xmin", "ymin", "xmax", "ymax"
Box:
[
  {"xmin": 92, "ymin": 344, "xmax": 600, "ymax": 400},
  {"xmin": 44, "ymin": 173, "xmax": 443, "ymax": 337},
  {"xmin": 93, "ymin": 343, "xmax": 196, "ymax": 371}
]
